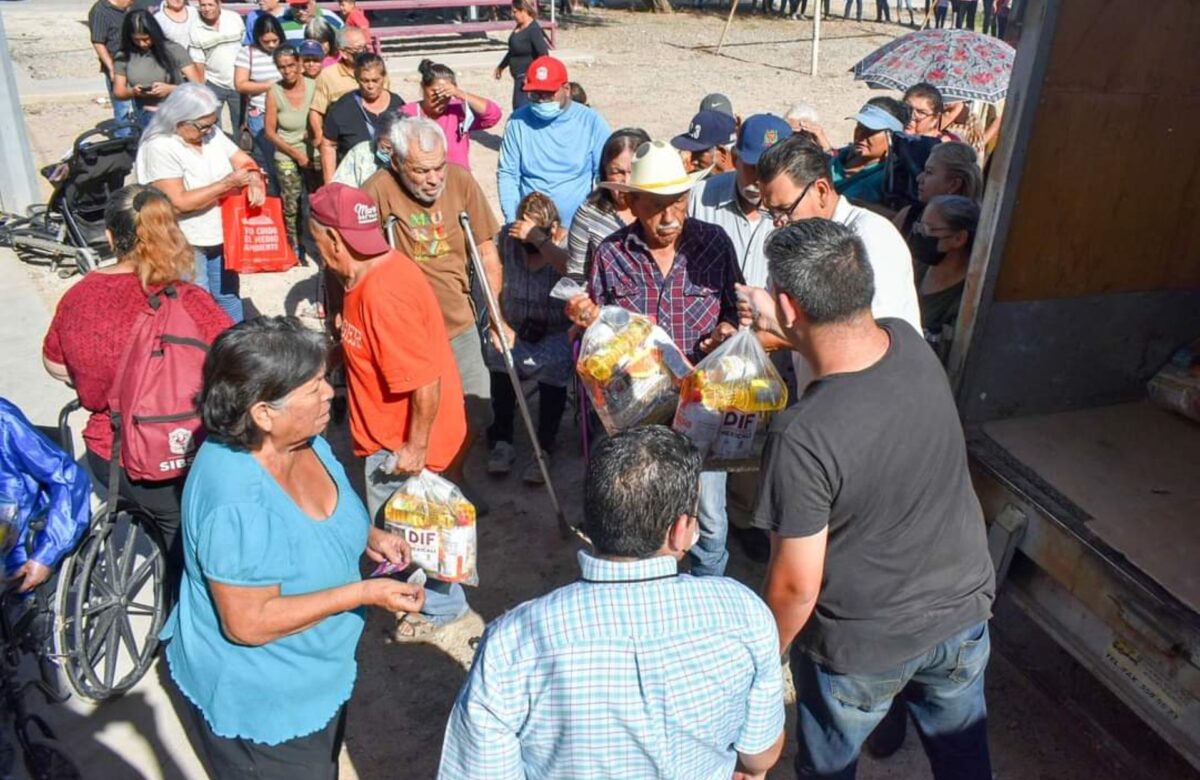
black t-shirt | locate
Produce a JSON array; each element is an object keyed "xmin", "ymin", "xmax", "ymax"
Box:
[
  {"xmin": 323, "ymin": 91, "xmax": 405, "ymax": 164},
  {"xmin": 753, "ymin": 319, "xmax": 995, "ymax": 674},
  {"xmin": 500, "ymin": 21, "xmax": 551, "ymax": 78}
]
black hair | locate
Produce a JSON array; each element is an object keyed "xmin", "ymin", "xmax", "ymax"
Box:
[
  {"xmin": 756, "ymin": 133, "xmax": 832, "ymax": 190},
  {"xmin": 765, "ymin": 219, "xmax": 875, "ymax": 325},
  {"xmin": 903, "ymin": 82, "xmax": 945, "ymax": 115},
  {"xmin": 121, "ymin": 11, "xmax": 180, "ymax": 84},
  {"xmin": 272, "ymin": 44, "xmax": 299, "ymax": 66},
  {"xmin": 867, "ymin": 95, "xmax": 911, "ymax": 129},
  {"xmin": 418, "ymin": 59, "xmax": 456, "ymax": 87},
  {"xmin": 252, "ymin": 13, "xmax": 286, "ymax": 50},
  {"xmin": 586, "ymin": 127, "xmax": 651, "ymax": 212},
  {"xmin": 568, "ymin": 81, "xmax": 587, "ymax": 106},
  {"xmin": 199, "ymin": 316, "xmax": 329, "ymax": 450},
  {"xmin": 354, "ymin": 52, "xmax": 387, "ymax": 79},
  {"xmin": 582, "ymin": 426, "xmax": 702, "ymax": 559}
]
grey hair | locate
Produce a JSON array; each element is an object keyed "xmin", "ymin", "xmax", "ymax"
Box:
[
  {"xmin": 926, "ymin": 141, "xmax": 983, "ymax": 202},
  {"xmin": 784, "ymin": 101, "xmax": 819, "ymax": 124},
  {"xmin": 926, "ymin": 194, "xmax": 981, "ymax": 243},
  {"xmin": 335, "ymin": 24, "xmax": 367, "ymax": 49},
  {"xmin": 388, "ymin": 116, "xmax": 447, "ymax": 163},
  {"xmin": 141, "ymin": 82, "xmax": 221, "ymax": 145}
]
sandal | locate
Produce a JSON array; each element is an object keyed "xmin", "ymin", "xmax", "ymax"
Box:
[{"xmin": 392, "ymin": 614, "xmax": 439, "ymax": 644}]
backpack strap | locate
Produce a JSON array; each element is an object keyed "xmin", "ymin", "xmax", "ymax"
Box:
[{"xmin": 107, "ymin": 412, "xmax": 123, "ymax": 520}]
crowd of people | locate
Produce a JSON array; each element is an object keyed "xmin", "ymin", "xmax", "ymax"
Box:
[{"xmin": 0, "ymin": 0, "xmax": 1012, "ymax": 777}]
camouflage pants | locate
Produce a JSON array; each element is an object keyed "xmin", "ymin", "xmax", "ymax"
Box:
[{"xmin": 275, "ymin": 158, "xmax": 321, "ymax": 256}]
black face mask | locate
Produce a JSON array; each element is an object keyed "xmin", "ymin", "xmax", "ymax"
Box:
[{"xmin": 910, "ymin": 232, "xmax": 948, "ymax": 266}]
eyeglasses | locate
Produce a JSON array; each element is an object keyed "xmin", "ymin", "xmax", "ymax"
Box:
[
  {"xmin": 342, "ymin": 46, "xmax": 366, "ymax": 56},
  {"xmin": 765, "ymin": 180, "xmax": 815, "ymax": 226},
  {"xmin": 908, "ymin": 106, "xmax": 936, "ymax": 120},
  {"xmin": 912, "ymin": 222, "xmax": 956, "ymax": 237},
  {"xmin": 186, "ymin": 119, "xmax": 218, "ymax": 133}
]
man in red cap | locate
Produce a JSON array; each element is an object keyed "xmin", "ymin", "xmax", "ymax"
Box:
[
  {"xmin": 309, "ymin": 182, "xmax": 475, "ymax": 638},
  {"xmin": 497, "ymin": 55, "xmax": 610, "ymax": 228}
]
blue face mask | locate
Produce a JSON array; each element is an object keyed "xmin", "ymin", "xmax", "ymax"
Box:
[
  {"xmin": 529, "ymin": 100, "xmax": 564, "ymax": 122},
  {"xmin": 375, "ymin": 147, "xmax": 391, "ymax": 167}
]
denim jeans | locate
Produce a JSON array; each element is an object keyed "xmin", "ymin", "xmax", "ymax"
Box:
[
  {"xmin": 207, "ymin": 82, "xmax": 244, "ymax": 138},
  {"xmin": 363, "ymin": 450, "xmax": 470, "ymax": 627},
  {"xmin": 791, "ymin": 621, "xmax": 993, "ymax": 779},
  {"xmin": 689, "ymin": 470, "xmax": 729, "ymax": 576},
  {"xmin": 194, "ymin": 245, "xmax": 243, "ymax": 323},
  {"xmin": 245, "ymin": 109, "xmax": 279, "ymax": 195},
  {"xmin": 105, "ymin": 73, "xmax": 134, "ymax": 133}
]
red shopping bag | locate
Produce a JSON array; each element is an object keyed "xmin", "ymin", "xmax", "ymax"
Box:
[{"xmin": 220, "ymin": 192, "xmax": 298, "ymax": 273}]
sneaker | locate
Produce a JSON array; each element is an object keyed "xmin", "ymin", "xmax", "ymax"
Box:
[
  {"xmin": 487, "ymin": 441, "xmax": 515, "ymax": 475},
  {"xmin": 521, "ymin": 460, "xmax": 546, "ymax": 485}
]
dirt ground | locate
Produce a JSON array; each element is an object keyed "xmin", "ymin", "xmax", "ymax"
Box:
[{"xmin": 4, "ymin": 3, "xmax": 1191, "ymax": 779}]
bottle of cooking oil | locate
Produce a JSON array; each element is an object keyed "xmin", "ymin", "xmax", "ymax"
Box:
[
  {"xmin": 581, "ymin": 317, "xmax": 654, "ymax": 382},
  {"xmin": 700, "ymin": 376, "xmax": 786, "ymax": 413}
]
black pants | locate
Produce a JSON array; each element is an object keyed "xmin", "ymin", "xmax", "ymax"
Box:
[
  {"xmin": 935, "ymin": 4, "xmax": 947, "ymax": 26},
  {"xmin": 512, "ymin": 74, "xmax": 529, "ymax": 111},
  {"xmin": 875, "ymin": 0, "xmax": 890, "ymax": 21},
  {"xmin": 995, "ymin": 10, "xmax": 1008, "ymax": 37},
  {"xmin": 86, "ymin": 450, "xmax": 184, "ymax": 603},
  {"xmin": 843, "ymin": 0, "xmax": 862, "ymax": 18},
  {"xmin": 183, "ymin": 691, "xmax": 347, "ymax": 780},
  {"xmin": 487, "ymin": 372, "xmax": 567, "ymax": 452}
]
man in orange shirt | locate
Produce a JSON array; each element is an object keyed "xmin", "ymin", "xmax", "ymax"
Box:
[{"xmin": 310, "ymin": 183, "xmax": 472, "ymax": 634}]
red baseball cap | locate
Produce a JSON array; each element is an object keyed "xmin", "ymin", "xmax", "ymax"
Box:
[
  {"xmin": 522, "ymin": 56, "xmax": 568, "ymax": 93},
  {"xmin": 309, "ymin": 184, "xmax": 391, "ymax": 256}
]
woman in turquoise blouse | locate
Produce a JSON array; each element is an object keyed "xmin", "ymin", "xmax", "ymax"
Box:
[
  {"xmin": 163, "ymin": 316, "xmax": 425, "ymax": 779},
  {"xmin": 830, "ymin": 98, "xmax": 908, "ymax": 207}
]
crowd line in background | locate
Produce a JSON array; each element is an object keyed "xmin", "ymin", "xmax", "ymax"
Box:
[{"xmin": 2, "ymin": 0, "xmax": 1009, "ymax": 777}]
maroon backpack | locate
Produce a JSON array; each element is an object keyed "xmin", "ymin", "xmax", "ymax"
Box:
[{"xmin": 107, "ymin": 285, "xmax": 210, "ymax": 483}]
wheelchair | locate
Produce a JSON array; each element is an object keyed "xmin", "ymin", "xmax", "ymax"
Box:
[{"xmin": 50, "ymin": 399, "xmax": 168, "ymax": 703}]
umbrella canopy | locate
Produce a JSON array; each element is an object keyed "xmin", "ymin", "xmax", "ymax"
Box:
[{"xmin": 851, "ymin": 29, "xmax": 1015, "ymax": 103}]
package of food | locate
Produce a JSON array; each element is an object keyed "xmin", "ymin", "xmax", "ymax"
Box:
[
  {"xmin": 382, "ymin": 469, "xmax": 478, "ymax": 586},
  {"xmin": 576, "ymin": 306, "xmax": 692, "ymax": 433},
  {"xmin": 673, "ymin": 327, "xmax": 788, "ymax": 459},
  {"xmin": 1147, "ymin": 341, "xmax": 1200, "ymax": 423}
]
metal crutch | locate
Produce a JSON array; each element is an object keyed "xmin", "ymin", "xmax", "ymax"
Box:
[{"xmin": 458, "ymin": 211, "xmax": 577, "ymax": 540}]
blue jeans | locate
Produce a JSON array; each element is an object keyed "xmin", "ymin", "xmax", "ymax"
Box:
[
  {"xmin": 244, "ymin": 109, "xmax": 279, "ymax": 195},
  {"xmin": 689, "ymin": 470, "xmax": 728, "ymax": 576},
  {"xmin": 792, "ymin": 621, "xmax": 993, "ymax": 779},
  {"xmin": 194, "ymin": 246, "xmax": 243, "ymax": 322},
  {"xmin": 364, "ymin": 451, "xmax": 470, "ymax": 627},
  {"xmin": 105, "ymin": 73, "xmax": 134, "ymax": 132}
]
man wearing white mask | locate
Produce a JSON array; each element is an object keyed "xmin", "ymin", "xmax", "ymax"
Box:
[
  {"xmin": 497, "ymin": 55, "xmax": 610, "ymax": 227},
  {"xmin": 689, "ymin": 113, "xmax": 793, "ymax": 288}
]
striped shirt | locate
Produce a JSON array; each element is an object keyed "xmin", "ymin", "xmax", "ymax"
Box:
[
  {"xmin": 438, "ymin": 551, "xmax": 786, "ymax": 780},
  {"xmin": 565, "ymin": 199, "xmax": 626, "ymax": 280},
  {"xmin": 233, "ymin": 45, "xmax": 280, "ymax": 112},
  {"xmin": 589, "ymin": 218, "xmax": 744, "ymax": 363}
]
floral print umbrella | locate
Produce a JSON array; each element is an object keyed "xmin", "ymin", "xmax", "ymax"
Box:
[{"xmin": 851, "ymin": 29, "xmax": 1016, "ymax": 103}]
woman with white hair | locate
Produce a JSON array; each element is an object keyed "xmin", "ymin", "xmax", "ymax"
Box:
[{"xmin": 136, "ymin": 82, "xmax": 266, "ymax": 322}]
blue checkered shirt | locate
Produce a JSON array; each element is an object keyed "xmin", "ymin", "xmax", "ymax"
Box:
[{"xmin": 437, "ymin": 550, "xmax": 785, "ymax": 779}]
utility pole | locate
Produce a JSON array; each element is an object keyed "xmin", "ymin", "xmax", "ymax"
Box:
[{"xmin": 0, "ymin": 12, "xmax": 40, "ymax": 214}]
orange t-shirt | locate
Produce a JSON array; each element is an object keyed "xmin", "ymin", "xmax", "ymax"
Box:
[{"xmin": 340, "ymin": 250, "xmax": 467, "ymax": 468}]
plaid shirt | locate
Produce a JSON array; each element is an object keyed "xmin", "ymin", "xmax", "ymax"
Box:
[
  {"xmin": 588, "ymin": 218, "xmax": 745, "ymax": 362},
  {"xmin": 438, "ymin": 551, "xmax": 785, "ymax": 780}
]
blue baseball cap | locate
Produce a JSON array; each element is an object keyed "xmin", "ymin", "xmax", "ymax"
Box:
[
  {"xmin": 670, "ymin": 110, "xmax": 738, "ymax": 153},
  {"xmin": 298, "ymin": 39, "xmax": 325, "ymax": 58},
  {"xmin": 849, "ymin": 103, "xmax": 905, "ymax": 133},
  {"xmin": 735, "ymin": 114, "xmax": 794, "ymax": 165}
]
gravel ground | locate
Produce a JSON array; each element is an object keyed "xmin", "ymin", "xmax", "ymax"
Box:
[{"xmin": 5, "ymin": 5, "xmax": 1186, "ymax": 779}]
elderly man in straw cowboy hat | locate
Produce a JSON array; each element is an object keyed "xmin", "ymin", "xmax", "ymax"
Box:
[{"xmin": 566, "ymin": 139, "xmax": 744, "ymax": 578}]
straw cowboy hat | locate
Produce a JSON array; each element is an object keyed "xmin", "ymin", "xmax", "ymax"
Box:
[{"xmin": 599, "ymin": 140, "xmax": 711, "ymax": 196}]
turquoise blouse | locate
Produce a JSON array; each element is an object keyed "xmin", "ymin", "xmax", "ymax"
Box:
[
  {"xmin": 162, "ymin": 436, "xmax": 369, "ymax": 745},
  {"xmin": 831, "ymin": 145, "xmax": 887, "ymax": 205}
]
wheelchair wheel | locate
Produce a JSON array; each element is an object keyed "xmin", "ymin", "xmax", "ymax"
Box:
[{"xmin": 55, "ymin": 508, "xmax": 166, "ymax": 703}]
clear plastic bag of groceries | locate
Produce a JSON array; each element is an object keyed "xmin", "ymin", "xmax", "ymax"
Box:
[
  {"xmin": 576, "ymin": 306, "xmax": 692, "ymax": 434},
  {"xmin": 382, "ymin": 469, "xmax": 478, "ymax": 586},
  {"xmin": 672, "ymin": 327, "xmax": 788, "ymax": 460}
]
